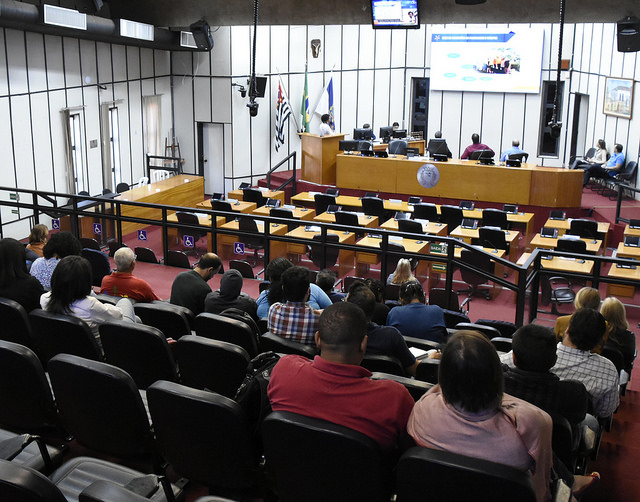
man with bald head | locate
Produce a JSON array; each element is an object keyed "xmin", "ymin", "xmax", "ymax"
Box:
[
  {"xmin": 100, "ymin": 246, "xmax": 160, "ymax": 302},
  {"xmin": 170, "ymin": 252, "xmax": 222, "ymax": 315},
  {"xmin": 267, "ymin": 302, "xmax": 414, "ymax": 452}
]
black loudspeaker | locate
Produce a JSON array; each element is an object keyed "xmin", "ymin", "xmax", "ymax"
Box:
[
  {"xmin": 190, "ymin": 20, "xmax": 214, "ymax": 51},
  {"xmin": 617, "ymin": 16, "xmax": 640, "ymax": 52}
]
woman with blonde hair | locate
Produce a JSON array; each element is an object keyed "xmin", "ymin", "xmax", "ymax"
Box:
[
  {"xmin": 387, "ymin": 258, "xmax": 415, "ymax": 285},
  {"xmin": 554, "ymin": 286, "xmax": 601, "ymax": 340},
  {"xmin": 601, "ymin": 297, "xmax": 636, "ymax": 376},
  {"xmin": 26, "ymin": 224, "xmax": 49, "ymax": 257}
]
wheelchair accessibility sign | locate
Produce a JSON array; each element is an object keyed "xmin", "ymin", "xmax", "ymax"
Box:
[
  {"xmin": 93, "ymin": 223, "xmax": 102, "ymax": 235},
  {"xmin": 234, "ymin": 242, "xmax": 245, "ymax": 255},
  {"xmin": 51, "ymin": 219, "xmax": 60, "ymax": 230},
  {"xmin": 183, "ymin": 235, "xmax": 195, "ymax": 248},
  {"xmin": 137, "ymin": 230, "xmax": 147, "ymax": 241}
]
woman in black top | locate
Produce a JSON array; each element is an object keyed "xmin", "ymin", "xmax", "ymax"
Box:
[{"xmin": 0, "ymin": 237, "xmax": 45, "ymax": 311}]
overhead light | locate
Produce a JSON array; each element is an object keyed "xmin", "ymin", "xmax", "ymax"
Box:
[
  {"xmin": 120, "ymin": 19, "xmax": 154, "ymax": 42},
  {"xmin": 43, "ymin": 5, "xmax": 87, "ymax": 30},
  {"xmin": 180, "ymin": 31, "xmax": 198, "ymax": 49}
]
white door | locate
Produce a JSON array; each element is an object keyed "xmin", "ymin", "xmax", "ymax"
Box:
[{"xmin": 202, "ymin": 123, "xmax": 225, "ymax": 195}]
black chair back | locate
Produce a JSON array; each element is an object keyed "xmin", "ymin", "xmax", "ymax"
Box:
[
  {"xmin": 568, "ymin": 219, "xmax": 598, "ymax": 239},
  {"xmin": 458, "ymin": 249, "xmax": 494, "ymax": 299},
  {"xmin": 79, "ymin": 237, "xmax": 101, "ymax": 251},
  {"xmin": 0, "ymin": 297, "xmax": 35, "ymax": 347},
  {"xmin": 260, "ymin": 332, "xmax": 318, "ymax": 358},
  {"xmin": 262, "ymin": 411, "xmax": 392, "ymax": 502},
  {"xmin": 176, "ymin": 335, "xmax": 250, "ymax": 398},
  {"xmin": 414, "ymin": 358, "xmax": 440, "ymax": 384},
  {"xmin": 99, "ymin": 320, "xmax": 178, "ymax": 390},
  {"xmin": 398, "ymin": 219, "xmax": 424, "ymax": 234},
  {"xmin": 314, "ymin": 193, "xmax": 336, "ymax": 215},
  {"xmin": 80, "ymin": 248, "xmax": 111, "ymax": 287},
  {"xmin": 308, "ymin": 233, "xmax": 340, "ymax": 269},
  {"xmin": 388, "ymin": 139, "xmax": 408, "ymax": 155},
  {"xmin": 0, "ymin": 459, "xmax": 68, "ymax": 502},
  {"xmin": 335, "ymin": 210, "xmax": 360, "ymax": 227},
  {"xmin": 165, "ymin": 249, "xmax": 191, "ymax": 268},
  {"xmin": 481, "ymin": 208, "xmax": 509, "ymax": 230},
  {"xmin": 453, "ymin": 322, "xmax": 501, "ymax": 340},
  {"xmin": 361, "ymin": 354, "xmax": 405, "ymax": 377},
  {"xmin": 194, "ymin": 312, "xmax": 259, "ymax": 357},
  {"xmin": 211, "ymin": 199, "xmax": 233, "ymax": 212},
  {"xmin": 115, "ymin": 182, "xmax": 130, "ymax": 193},
  {"xmin": 238, "ymin": 217, "xmax": 266, "ymax": 250},
  {"xmin": 361, "ymin": 197, "xmax": 387, "ymax": 219},
  {"xmin": 476, "ymin": 319, "xmax": 518, "ymax": 338},
  {"xmin": 478, "ymin": 227, "xmax": 508, "ymax": 251},
  {"xmin": 242, "ymin": 187, "xmax": 266, "ymax": 207},
  {"xmin": 439, "ymin": 205, "xmax": 463, "ymax": 232},
  {"xmin": 106, "ymin": 239, "xmax": 127, "ymax": 257},
  {"xmin": 442, "ymin": 308, "xmax": 470, "ymax": 328},
  {"xmin": 412, "ymin": 203, "xmax": 438, "ymax": 221},
  {"xmin": 133, "ymin": 302, "xmax": 192, "ymax": 339},
  {"xmin": 508, "ymin": 152, "xmax": 529, "ymax": 162},
  {"xmin": 229, "ymin": 259, "xmax": 255, "ymax": 278},
  {"xmin": 428, "ymin": 288, "xmax": 460, "ymax": 311},
  {"xmin": 134, "ymin": 246, "xmax": 159, "ymax": 263},
  {"xmin": 556, "ymin": 238, "xmax": 588, "ymax": 254}
]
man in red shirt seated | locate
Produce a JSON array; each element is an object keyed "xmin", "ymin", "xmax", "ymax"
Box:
[
  {"xmin": 460, "ymin": 132, "xmax": 494, "ymax": 159},
  {"xmin": 100, "ymin": 246, "xmax": 160, "ymax": 302},
  {"xmin": 267, "ymin": 302, "xmax": 415, "ymax": 452}
]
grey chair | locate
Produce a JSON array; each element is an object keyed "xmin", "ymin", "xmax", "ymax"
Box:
[{"xmin": 388, "ymin": 139, "xmax": 408, "ymax": 155}]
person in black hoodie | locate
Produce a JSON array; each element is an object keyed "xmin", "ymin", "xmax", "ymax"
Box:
[{"xmin": 204, "ymin": 269, "xmax": 258, "ymax": 322}]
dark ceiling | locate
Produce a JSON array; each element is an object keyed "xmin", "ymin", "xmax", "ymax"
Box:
[{"xmin": 40, "ymin": 0, "xmax": 640, "ymax": 29}]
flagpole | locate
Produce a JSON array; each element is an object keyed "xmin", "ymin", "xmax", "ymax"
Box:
[{"xmin": 277, "ymin": 72, "xmax": 300, "ymax": 132}]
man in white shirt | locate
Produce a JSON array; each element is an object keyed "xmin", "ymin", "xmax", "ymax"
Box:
[{"xmin": 318, "ymin": 113, "xmax": 332, "ymax": 137}]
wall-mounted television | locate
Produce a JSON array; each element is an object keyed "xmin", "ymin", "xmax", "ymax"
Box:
[{"xmin": 371, "ymin": 0, "xmax": 419, "ymax": 29}]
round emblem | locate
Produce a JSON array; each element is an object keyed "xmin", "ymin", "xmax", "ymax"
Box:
[{"xmin": 417, "ymin": 164, "xmax": 440, "ymax": 189}]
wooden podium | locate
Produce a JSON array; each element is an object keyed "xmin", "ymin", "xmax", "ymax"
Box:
[{"xmin": 299, "ymin": 133, "xmax": 345, "ymax": 185}]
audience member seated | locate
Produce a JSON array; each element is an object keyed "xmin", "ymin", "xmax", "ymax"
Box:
[
  {"xmin": 267, "ymin": 302, "xmax": 415, "ymax": 452},
  {"xmin": 572, "ymin": 139, "xmax": 608, "ymax": 170},
  {"xmin": 460, "ymin": 133, "xmax": 494, "ymax": 160},
  {"xmin": 0, "ymin": 237, "xmax": 45, "ymax": 312},
  {"xmin": 30, "ymin": 231, "xmax": 82, "ymax": 290},
  {"xmin": 315, "ymin": 269, "xmax": 344, "ymax": 303},
  {"xmin": 601, "ymin": 297, "xmax": 636, "ymax": 379},
  {"xmin": 256, "ymin": 257, "xmax": 331, "ymax": 319},
  {"xmin": 100, "ymin": 246, "xmax": 160, "ymax": 302},
  {"xmin": 204, "ymin": 268, "xmax": 258, "ymax": 321},
  {"xmin": 41, "ymin": 255, "xmax": 136, "ymax": 344},
  {"xmin": 363, "ymin": 278, "xmax": 390, "ymax": 325},
  {"xmin": 169, "ymin": 253, "xmax": 222, "ymax": 316},
  {"xmin": 347, "ymin": 282, "xmax": 419, "ymax": 376},
  {"xmin": 268, "ymin": 265, "xmax": 321, "ymax": 345},
  {"xmin": 583, "ymin": 143, "xmax": 625, "ymax": 187},
  {"xmin": 427, "ymin": 130, "xmax": 452, "ymax": 158},
  {"xmin": 387, "ymin": 258, "xmax": 415, "ymax": 285},
  {"xmin": 554, "ymin": 286, "xmax": 601, "ymax": 342},
  {"xmin": 26, "ymin": 224, "xmax": 49, "ymax": 258},
  {"xmin": 408, "ymin": 331, "xmax": 553, "ymax": 502},
  {"xmin": 499, "ymin": 139, "xmax": 525, "ymax": 162},
  {"xmin": 362, "ymin": 123, "xmax": 376, "ymax": 140},
  {"xmin": 387, "ymin": 281, "xmax": 446, "ymax": 343}
]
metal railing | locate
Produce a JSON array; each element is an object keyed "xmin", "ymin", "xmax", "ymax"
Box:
[{"xmin": 266, "ymin": 151, "xmax": 296, "ymax": 194}]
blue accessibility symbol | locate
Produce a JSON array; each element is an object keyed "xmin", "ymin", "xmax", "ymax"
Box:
[
  {"xmin": 93, "ymin": 223, "xmax": 102, "ymax": 235},
  {"xmin": 234, "ymin": 242, "xmax": 245, "ymax": 255},
  {"xmin": 138, "ymin": 230, "xmax": 147, "ymax": 241},
  {"xmin": 183, "ymin": 235, "xmax": 194, "ymax": 248},
  {"xmin": 51, "ymin": 219, "xmax": 60, "ymax": 230}
]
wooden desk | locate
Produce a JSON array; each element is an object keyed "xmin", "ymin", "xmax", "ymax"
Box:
[
  {"xmin": 291, "ymin": 191, "xmax": 413, "ymax": 213},
  {"xmin": 450, "ymin": 226, "xmax": 520, "ymax": 262},
  {"xmin": 543, "ymin": 218, "xmax": 610, "ymax": 248},
  {"xmin": 373, "ymin": 139, "xmax": 426, "ymax": 155},
  {"xmin": 216, "ymin": 220, "xmax": 288, "ymax": 261},
  {"xmin": 336, "ymin": 155, "xmax": 582, "ymax": 208},
  {"xmin": 530, "ymin": 234, "xmax": 602, "ymax": 255},
  {"xmin": 461, "ymin": 207, "xmax": 535, "ymax": 242},
  {"xmin": 299, "ymin": 133, "xmax": 346, "ymax": 185},
  {"xmin": 228, "ymin": 189, "xmax": 285, "ymax": 204},
  {"xmin": 517, "ymin": 253, "xmax": 594, "ymax": 274},
  {"xmin": 166, "ymin": 212, "xmax": 225, "ymax": 252},
  {"xmin": 314, "ymin": 212, "xmax": 379, "ymax": 228},
  {"xmin": 607, "ymin": 263, "xmax": 640, "ymax": 297},
  {"xmin": 285, "ymin": 226, "xmax": 355, "ymax": 277},
  {"xmin": 252, "ymin": 206, "xmax": 316, "ymax": 221},
  {"xmin": 380, "ymin": 219, "xmax": 448, "ymax": 237},
  {"xmin": 117, "ymin": 175, "xmax": 205, "ymax": 236},
  {"xmin": 616, "ymin": 242, "xmax": 640, "ymax": 259},
  {"xmin": 355, "ymin": 236, "xmax": 430, "ymax": 280},
  {"xmin": 196, "ymin": 199, "xmax": 257, "ymax": 214},
  {"xmin": 624, "ymin": 224, "xmax": 640, "ymax": 237}
]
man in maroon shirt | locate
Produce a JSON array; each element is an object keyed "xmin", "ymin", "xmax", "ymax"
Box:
[
  {"xmin": 460, "ymin": 133, "xmax": 494, "ymax": 159},
  {"xmin": 100, "ymin": 246, "xmax": 160, "ymax": 302},
  {"xmin": 267, "ymin": 302, "xmax": 414, "ymax": 452}
]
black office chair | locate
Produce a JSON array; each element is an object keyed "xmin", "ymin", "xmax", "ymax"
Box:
[
  {"xmin": 335, "ymin": 210, "xmax": 360, "ymax": 227},
  {"xmin": 176, "ymin": 211, "xmax": 208, "ymax": 255},
  {"xmin": 508, "ymin": 152, "xmax": 529, "ymax": 163},
  {"xmin": 388, "ymin": 139, "xmax": 408, "ymax": 155},
  {"xmin": 81, "ymin": 248, "xmax": 111, "ymax": 287},
  {"xmin": 429, "ymin": 288, "xmax": 470, "ymax": 314},
  {"xmin": 398, "ymin": 219, "xmax": 424, "ymax": 235},
  {"xmin": 115, "ymin": 182, "xmax": 130, "ymax": 193},
  {"xmin": 165, "ymin": 249, "xmax": 191, "ymax": 268},
  {"xmin": 260, "ymin": 332, "xmax": 318, "ymax": 358},
  {"xmin": 237, "ymin": 217, "xmax": 265, "ymax": 266},
  {"xmin": 211, "ymin": 198, "xmax": 234, "ymax": 216},
  {"xmin": 540, "ymin": 276, "xmax": 575, "ymax": 315},
  {"xmin": 457, "ymin": 249, "xmax": 493, "ymax": 300},
  {"xmin": 476, "ymin": 319, "xmax": 518, "ymax": 338},
  {"xmin": 230, "ymin": 259, "xmax": 255, "ymax": 278},
  {"xmin": 262, "ymin": 411, "xmax": 392, "ymax": 502},
  {"xmin": 396, "ymin": 446, "xmax": 537, "ymax": 502},
  {"xmin": 106, "ymin": 239, "xmax": 127, "ymax": 257},
  {"xmin": 133, "ymin": 302, "xmax": 193, "ymax": 339},
  {"xmin": 314, "ymin": 193, "xmax": 336, "ymax": 215},
  {"xmin": 439, "ymin": 205, "xmax": 463, "ymax": 232},
  {"xmin": 607, "ymin": 160, "xmax": 638, "ymax": 200},
  {"xmin": 477, "ymin": 226, "xmax": 509, "ymax": 253},
  {"xmin": 361, "ymin": 196, "xmax": 391, "ymax": 221},
  {"xmin": 134, "ymin": 246, "xmax": 159, "ymax": 263},
  {"xmin": 308, "ymin": 233, "xmax": 340, "ymax": 269},
  {"xmin": 414, "ymin": 358, "xmax": 441, "ymax": 384},
  {"xmin": 481, "ymin": 208, "xmax": 509, "ymax": 230},
  {"xmin": 0, "ymin": 297, "xmax": 35, "ymax": 348},
  {"xmin": 358, "ymin": 140, "xmax": 373, "ymax": 151},
  {"xmin": 176, "ymin": 335, "xmax": 250, "ymax": 398},
  {"xmin": 271, "ymin": 207, "xmax": 297, "ymax": 230},
  {"xmin": 443, "ymin": 309, "xmax": 470, "ymax": 328},
  {"xmin": 361, "ymin": 354, "xmax": 406, "ymax": 377},
  {"xmin": 195, "ymin": 312, "xmax": 259, "ymax": 357},
  {"xmin": 556, "ymin": 238, "xmax": 588, "ymax": 255},
  {"xmin": 568, "ymin": 219, "xmax": 598, "ymax": 239},
  {"xmin": 79, "ymin": 237, "xmax": 101, "ymax": 251},
  {"xmin": 412, "ymin": 202, "xmax": 438, "ymax": 221},
  {"xmin": 453, "ymin": 322, "xmax": 501, "ymax": 341},
  {"xmin": 242, "ymin": 187, "xmax": 266, "ymax": 207}
]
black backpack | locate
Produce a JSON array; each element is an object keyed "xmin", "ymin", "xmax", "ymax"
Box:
[
  {"xmin": 234, "ymin": 351, "xmax": 280, "ymax": 436},
  {"xmin": 220, "ymin": 307, "xmax": 262, "ymax": 346}
]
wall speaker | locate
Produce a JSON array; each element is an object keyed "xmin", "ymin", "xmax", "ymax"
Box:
[
  {"xmin": 189, "ymin": 20, "xmax": 214, "ymax": 51},
  {"xmin": 617, "ymin": 16, "xmax": 640, "ymax": 52}
]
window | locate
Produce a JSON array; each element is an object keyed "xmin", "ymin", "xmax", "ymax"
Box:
[
  {"xmin": 538, "ymin": 80, "xmax": 564, "ymax": 157},
  {"xmin": 68, "ymin": 112, "xmax": 88, "ymax": 193},
  {"xmin": 108, "ymin": 106, "xmax": 122, "ymax": 186}
]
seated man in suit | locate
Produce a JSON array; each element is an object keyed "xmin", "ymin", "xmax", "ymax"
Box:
[
  {"xmin": 268, "ymin": 265, "xmax": 321, "ymax": 345},
  {"xmin": 583, "ymin": 143, "xmax": 625, "ymax": 187},
  {"xmin": 267, "ymin": 302, "xmax": 415, "ymax": 452},
  {"xmin": 100, "ymin": 246, "xmax": 161, "ymax": 302},
  {"xmin": 427, "ymin": 130, "xmax": 452, "ymax": 158},
  {"xmin": 499, "ymin": 139, "xmax": 526, "ymax": 162},
  {"xmin": 461, "ymin": 133, "xmax": 494, "ymax": 159}
]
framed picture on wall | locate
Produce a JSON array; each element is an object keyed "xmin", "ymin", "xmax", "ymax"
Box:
[{"xmin": 603, "ymin": 77, "xmax": 634, "ymax": 119}]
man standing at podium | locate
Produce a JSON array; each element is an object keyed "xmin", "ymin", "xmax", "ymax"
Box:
[{"xmin": 319, "ymin": 113, "xmax": 333, "ymax": 137}]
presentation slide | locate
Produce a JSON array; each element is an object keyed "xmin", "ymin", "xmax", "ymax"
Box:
[{"xmin": 430, "ymin": 27, "xmax": 545, "ymax": 94}]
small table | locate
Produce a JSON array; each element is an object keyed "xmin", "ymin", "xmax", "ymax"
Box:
[
  {"xmin": 543, "ymin": 218, "xmax": 610, "ymax": 249},
  {"xmin": 228, "ymin": 188, "xmax": 285, "ymax": 204},
  {"xmin": 380, "ymin": 219, "xmax": 448, "ymax": 237},
  {"xmin": 285, "ymin": 226, "xmax": 356, "ymax": 277},
  {"xmin": 530, "ymin": 234, "xmax": 602, "ymax": 255},
  {"xmin": 450, "ymin": 226, "xmax": 520, "ymax": 262},
  {"xmin": 216, "ymin": 219, "xmax": 288, "ymax": 261},
  {"xmin": 166, "ymin": 211, "xmax": 225, "ymax": 253},
  {"xmin": 314, "ymin": 212, "xmax": 379, "ymax": 228},
  {"xmin": 355, "ymin": 236, "xmax": 430, "ymax": 280},
  {"xmin": 624, "ymin": 224, "xmax": 640, "ymax": 238},
  {"xmin": 517, "ymin": 252, "xmax": 594, "ymax": 274},
  {"xmin": 616, "ymin": 242, "xmax": 640, "ymax": 260},
  {"xmin": 252, "ymin": 205, "xmax": 316, "ymax": 221},
  {"xmin": 196, "ymin": 199, "xmax": 257, "ymax": 215},
  {"xmin": 607, "ymin": 262, "xmax": 640, "ymax": 297}
]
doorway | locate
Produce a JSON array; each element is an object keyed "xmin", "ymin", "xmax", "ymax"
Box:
[
  {"xmin": 198, "ymin": 122, "xmax": 226, "ymax": 195},
  {"xmin": 569, "ymin": 93, "xmax": 589, "ymax": 165}
]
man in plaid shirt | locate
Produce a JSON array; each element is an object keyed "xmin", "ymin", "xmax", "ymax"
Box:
[{"xmin": 268, "ymin": 266, "xmax": 320, "ymax": 345}]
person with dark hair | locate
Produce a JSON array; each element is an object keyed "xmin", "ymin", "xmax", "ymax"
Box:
[
  {"xmin": 583, "ymin": 143, "xmax": 624, "ymax": 187},
  {"xmin": 408, "ymin": 331, "xmax": 553, "ymax": 502},
  {"xmin": 571, "ymin": 139, "xmax": 608, "ymax": 170},
  {"xmin": 427, "ymin": 130, "xmax": 452, "ymax": 158},
  {"xmin": 601, "ymin": 297, "xmax": 636, "ymax": 377},
  {"xmin": 29, "ymin": 231, "xmax": 82, "ymax": 290},
  {"xmin": 26, "ymin": 224, "xmax": 49, "ymax": 257},
  {"xmin": 0, "ymin": 237, "xmax": 45, "ymax": 311},
  {"xmin": 551, "ymin": 308, "xmax": 619, "ymax": 418},
  {"xmin": 204, "ymin": 269, "xmax": 258, "ymax": 321},
  {"xmin": 41, "ymin": 255, "xmax": 136, "ymax": 343},
  {"xmin": 318, "ymin": 113, "xmax": 332, "ymax": 137},
  {"xmin": 346, "ymin": 282, "xmax": 419, "ymax": 376},
  {"xmin": 100, "ymin": 246, "xmax": 160, "ymax": 302},
  {"xmin": 460, "ymin": 133, "xmax": 494, "ymax": 159},
  {"xmin": 256, "ymin": 257, "xmax": 330, "ymax": 319},
  {"xmin": 169, "ymin": 252, "xmax": 222, "ymax": 315},
  {"xmin": 315, "ymin": 269, "xmax": 344, "ymax": 303},
  {"xmin": 362, "ymin": 123, "xmax": 376, "ymax": 140},
  {"xmin": 363, "ymin": 278, "xmax": 390, "ymax": 325},
  {"xmin": 386, "ymin": 280, "xmax": 446, "ymax": 342},
  {"xmin": 267, "ymin": 302, "xmax": 414, "ymax": 452},
  {"xmin": 268, "ymin": 265, "xmax": 320, "ymax": 345}
]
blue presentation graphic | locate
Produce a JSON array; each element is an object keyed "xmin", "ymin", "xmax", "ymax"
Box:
[{"xmin": 430, "ymin": 27, "xmax": 544, "ymax": 94}]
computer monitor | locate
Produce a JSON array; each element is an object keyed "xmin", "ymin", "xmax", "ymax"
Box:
[
  {"xmin": 211, "ymin": 193, "xmax": 224, "ymax": 201},
  {"xmin": 374, "ymin": 150, "xmax": 388, "ymax": 158},
  {"xmin": 339, "ymin": 140, "xmax": 360, "ymax": 152},
  {"xmin": 408, "ymin": 196, "xmax": 422, "ymax": 205},
  {"xmin": 379, "ymin": 126, "xmax": 394, "ymax": 142},
  {"xmin": 326, "ymin": 188, "xmax": 339, "ymax": 196},
  {"xmin": 265, "ymin": 198, "xmax": 281, "ymax": 208},
  {"xmin": 549, "ymin": 210, "xmax": 567, "ymax": 220},
  {"xmin": 405, "ymin": 147, "xmax": 420, "ymax": 158},
  {"xmin": 629, "ymin": 219, "xmax": 640, "ymax": 229},
  {"xmin": 353, "ymin": 128, "xmax": 373, "ymax": 141},
  {"xmin": 459, "ymin": 201, "xmax": 475, "ymax": 210},
  {"xmin": 461, "ymin": 218, "xmax": 478, "ymax": 229},
  {"xmin": 392, "ymin": 129, "xmax": 407, "ymax": 139},
  {"xmin": 624, "ymin": 235, "xmax": 640, "ymax": 247},
  {"xmin": 238, "ymin": 182, "xmax": 251, "ymax": 189},
  {"xmin": 503, "ymin": 204, "xmax": 518, "ymax": 214},
  {"xmin": 541, "ymin": 227, "xmax": 559, "ymax": 238}
]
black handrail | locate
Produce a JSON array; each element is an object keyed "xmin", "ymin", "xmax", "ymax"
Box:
[
  {"xmin": 615, "ymin": 183, "xmax": 640, "ymax": 224},
  {"xmin": 266, "ymin": 151, "xmax": 297, "ymax": 194}
]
